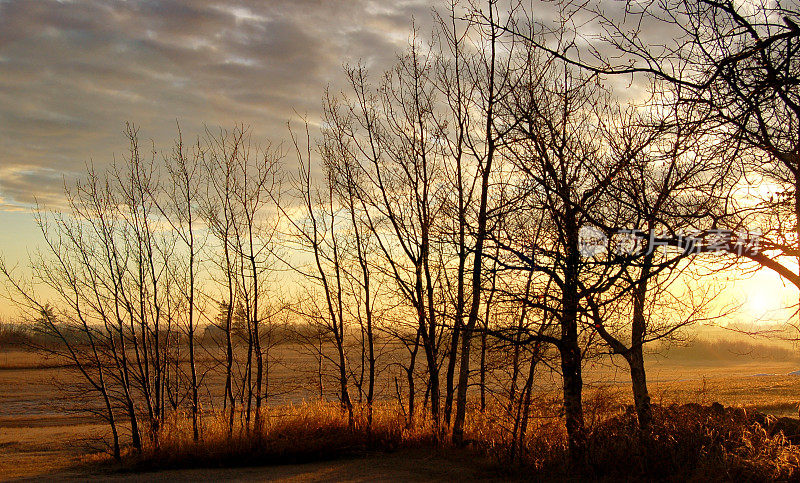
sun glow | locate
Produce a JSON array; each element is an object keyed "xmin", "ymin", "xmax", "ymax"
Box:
[
  {"xmin": 747, "ymin": 291, "xmax": 775, "ymax": 315},
  {"xmin": 736, "ymin": 270, "xmax": 798, "ymax": 323}
]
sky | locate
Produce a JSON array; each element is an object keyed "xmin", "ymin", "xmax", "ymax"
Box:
[
  {"xmin": 0, "ymin": 0, "xmax": 796, "ymax": 326},
  {"xmin": 0, "ymin": 0, "xmax": 438, "ymax": 210},
  {"xmin": 0, "ymin": 0, "xmax": 440, "ymax": 309}
]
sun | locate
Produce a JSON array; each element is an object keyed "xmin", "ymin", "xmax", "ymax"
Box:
[
  {"xmin": 747, "ymin": 291, "xmax": 773, "ymax": 315},
  {"xmin": 740, "ymin": 272, "xmax": 797, "ymax": 322}
]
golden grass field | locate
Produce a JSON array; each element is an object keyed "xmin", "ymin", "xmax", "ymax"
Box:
[
  {"xmin": 0, "ymin": 349, "xmax": 502, "ymax": 481},
  {"xmin": 1, "ymin": 346, "xmax": 800, "ymax": 480}
]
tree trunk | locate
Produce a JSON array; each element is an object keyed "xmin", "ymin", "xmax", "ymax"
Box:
[
  {"xmin": 479, "ymin": 331, "xmax": 487, "ymax": 412},
  {"xmin": 513, "ymin": 345, "xmax": 539, "ymax": 464},
  {"xmin": 225, "ymin": 302, "xmax": 235, "ymax": 433},
  {"xmin": 254, "ymin": 323, "xmax": 264, "ymax": 428},
  {"xmin": 406, "ymin": 328, "xmax": 421, "ymax": 428},
  {"xmin": 127, "ymin": 398, "xmax": 142, "ymax": 452},
  {"xmin": 561, "ymin": 340, "xmax": 586, "ymax": 469},
  {"xmin": 444, "ymin": 310, "xmax": 462, "ymax": 425},
  {"xmin": 629, "ymin": 349, "xmax": 652, "ymax": 433},
  {"xmin": 189, "ymin": 318, "xmax": 198, "ymax": 441},
  {"xmin": 630, "ymin": 250, "xmax": 653, "ymax": 434},
  {"xmin": 337, "ymin": 334, "xmax": 354, "ymax": 427},
  {"xmin": 562, "ymin": 240, "xmax": 586, "ymax": 469},
  {"xmin": 452, "ymin": 0, "xmax": 497, "ymax": 444}
]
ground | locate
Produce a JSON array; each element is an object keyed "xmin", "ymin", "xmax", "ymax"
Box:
[
  {"xmin": 2, "ymin": 348, "xmax": 800, "ymax": 480},
  {"xmin": 4, "ymin": 448, "xmax": 505, "ymax": 482}
]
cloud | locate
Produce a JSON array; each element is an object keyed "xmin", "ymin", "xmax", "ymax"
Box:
[
  {"xmin": 0, "ymin": 0, "xmax": 438, "ymax": 210},
  {"xmin": 0, "ymin": 165, "xmax": 72, "ymax": 208}
]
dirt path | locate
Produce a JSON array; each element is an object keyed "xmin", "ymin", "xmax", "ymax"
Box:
[{"xmin": 4, "ymin": 448, "xmax": 507, "ymax": 482}]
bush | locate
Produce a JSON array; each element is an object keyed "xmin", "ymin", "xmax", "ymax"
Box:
[{"xmin": 589, "ymin": 403, "xmax": 800, "ymax": 480}]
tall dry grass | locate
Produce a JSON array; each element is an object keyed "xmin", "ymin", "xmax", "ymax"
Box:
[
  {"xmin": 128, "ymin": 396, "xmax": 800, "ymax": 479},
  {"xmin": 137, "ymin": 402, "xmax": 437, "ymax": 470},
  {"xmin": 590, "ymin": 404, "xmax": 800, "ymax": 480}
]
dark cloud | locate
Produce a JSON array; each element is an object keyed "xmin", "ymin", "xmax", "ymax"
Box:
[{"xmin": 0, "ymin": 0, "xmax": 438, "ymax": 209}]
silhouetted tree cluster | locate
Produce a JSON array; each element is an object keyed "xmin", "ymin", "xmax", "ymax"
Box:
[{"xmin": 2, "ymin": 0, "xmax": 798, "ymax": 473}]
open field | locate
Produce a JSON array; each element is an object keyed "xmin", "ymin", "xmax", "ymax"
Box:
[
  {"xmin": 2, "ymin": 346, "xmax": 800, "ymax": 480},
  {"xmin": 0, "ymin": 347, "xmax": 502, "ymax": 481}
]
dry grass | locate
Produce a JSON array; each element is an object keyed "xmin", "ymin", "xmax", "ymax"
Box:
[
  {"xmin": 122, "ymin": 395, "xmax": 800, "ymax": 480},
  {"xmin": 590, "ymin": 404, "xmax": 800, "ymax": 481},
  {"xmin": 4, "ymin": 347, "xmax": 800, "ymax": 479},
  {"xmin": 134, "ymin": 402, "xmax": 438, "ymax": 470}
]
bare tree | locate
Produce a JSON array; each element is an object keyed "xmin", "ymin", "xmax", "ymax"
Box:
[
  {"xmin": 154, "ymin": 126, "xmax": 205, "ymax": 441},
  {"xmin": 499, "ymin": 0, "xmax": 800, "ymax": 303},
  {"xmin": 335, "ymin": 41, "xmax": 450, "ymax": 428},
  {"xmin": 225, "ymin": 128, "xmax": 281, "ymax": 430},
  {"xmin": 321, "ymin": 105, "xmax": 382, "ymax": 429},
  {"xmin": 202, "ymin": 127, "xmax": 248, "ymax": 433},
  {"xmin": 282, "ymin": 122, "xmax": 354, "ymax": 425},
  {"xmin": 0, "ymin": 125, "xmax": 188, "ymax": 453},
  {"xmin": 452, "ymin": 0, "xmax": 509, "ymax": 445},
  {"xmin": 492, "ymin": 56, "xmax": 643, "ymax": 464}
]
